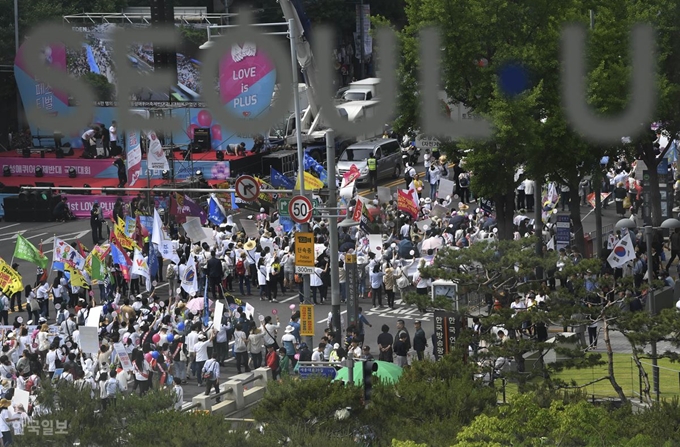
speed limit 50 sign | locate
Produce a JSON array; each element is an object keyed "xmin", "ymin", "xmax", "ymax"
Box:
[{"xmin": 288, "ymin": 195, "xmax": 313, "ymax": 224}]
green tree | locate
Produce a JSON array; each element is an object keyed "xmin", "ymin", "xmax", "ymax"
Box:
[
  {"xmin": 82, "ymin": 72, "xmax": 115, "ymax": 102},
  {"xmin": 15, "ymin": 381, "xmax": 242, "ymax": 447}
]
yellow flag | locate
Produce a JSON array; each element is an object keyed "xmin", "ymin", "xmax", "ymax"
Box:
[
  {"xmin": 295, "ymin": 171, "xmax": 324, "ymax": 190},
  {"xmin": 66, "ymin": 264, "xmax": 89, "ymax": 288},
  {"xmin": 0, "ymin": 258, "xmax": 23, "ymax": 295}
]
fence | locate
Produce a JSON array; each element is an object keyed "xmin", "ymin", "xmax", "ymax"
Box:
[{"xmin": 631, "ymin": 357, "xmax": 680, "ymax": 402}]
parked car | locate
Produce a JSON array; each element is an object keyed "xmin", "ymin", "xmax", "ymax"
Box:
[{"xmin": 336, "ymin": 138, "xmax": 402, "ymax": 185}]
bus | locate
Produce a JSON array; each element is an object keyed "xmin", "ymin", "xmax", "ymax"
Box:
[
  {"xmin": 171, "ymin": 92, "xmax": 187, "ymax": 102},
  {"xmin": 127, "ymin": 55, "xmax": 139, "ymax": 69}
]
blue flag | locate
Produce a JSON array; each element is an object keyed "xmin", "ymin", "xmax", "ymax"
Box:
[
  {"xmin": 230, "ymin": 193, "xmax": 239, "ymax": 210},
  {"xmin": 303, "ymin": 153, "xmax": 328, "ymax": 185},
  {"xmin": 148, "ymin": 242, "xmax": 159, "ymax": 278},
  {"xmin": 203, "ymin": 278, "xmax": 210, "ymax": 326},
  {"xmin": 279, "ymin": 216, "xmax": 295, "ymax": 233},
  {"xmin": 208, "ymin": 196, "xmax": 227, "ymax": 226},
  {"xmin": 270, "ymin": 167, "xmax": 295, "ymax": 189}
]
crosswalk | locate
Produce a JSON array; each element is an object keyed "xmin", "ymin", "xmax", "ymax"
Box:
[{"xmin": 314, "ymin": 299, "xmax": 434, "ymax": 323}]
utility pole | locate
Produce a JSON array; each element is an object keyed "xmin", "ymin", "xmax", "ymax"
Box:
[
  {"xmin": 326, "ymin": 130, "xmax": 342, "ymax": 345},
  {"xmin": 359, "ymin": 0, "xmax": 365, "ymax": 79},
  {"xmin": 645, "ymin": 224, "xmax": 660, "ymax": 401},
  {"xmin": 590, "ymin": 9, "xmax": 604, "ymax": 259},
  {"xmin": 290, "ymin": 18, "xmax": 312, "ymax": 347}
]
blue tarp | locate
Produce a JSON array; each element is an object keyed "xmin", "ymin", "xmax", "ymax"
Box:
[{"xmin": 85, "ymin": 45, "xmax": 100, "ymax": 74}]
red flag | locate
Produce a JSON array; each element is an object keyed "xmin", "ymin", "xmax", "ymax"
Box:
[
  {"xmin": 133, "ymin": 215, "xmax": 149, "ymax": 248},
  {"xmin": 76, "ymin": 240, "xmax": 88, "ymax": 258}
]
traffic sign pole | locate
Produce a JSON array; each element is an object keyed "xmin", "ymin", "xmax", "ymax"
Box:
[{"xmin": 326, "ymin": 131, "xmax": 343, "ymax": 346}]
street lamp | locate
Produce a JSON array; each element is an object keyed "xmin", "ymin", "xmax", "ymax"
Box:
[{"xmin": 614, "ymin": 217, "xmax": 680, "ymax": 402}]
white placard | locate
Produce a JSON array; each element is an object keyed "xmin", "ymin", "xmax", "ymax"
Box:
[
  {"xmin": 86, "ymin": 306, "xmax": 103, "ymax": 327},
  {"xmin": 416, "ymin": 219, "xmax": 432, "ymax": 232},
  {"xmin": 431, "ymin": 204, "xmax": 448, "ymax": 219},
  {"xmin": 239, "ymin": 219, "xmax": 260, "ymax": 238},
  {"xmin": 113, "ymin": 342, "xmax": 134, "ymax": 371},
  {"xmin": 214, "ymin": 301, "xmax": 225, "ymax": 332},
  {"xmin": 12, "ymin": 388, "xmax": 29, "ymax": 412},
  {"xmin": 438, "ymin": 178, "xmax": 455, "ymax": 198},
  {"xmin": 201, "ymin": 227, "xmax": 214, "ymax": 244},
  {"xmin": 244, "ymin": 302, "xmax": 255, "ymax": 320},
  {"xmin": 79, "ymin": 326, "xmax": 100, "ymax": 355},
  {"xmin": 367, "ymin": 234, "xmax": 384, "ymax": 260},
  {"xmin": 377, "ymin": 186, "xmax": 391, "ymax": 204},
  {"xmin": 340, "ymin": 185, "xmax": 354, "ymax": 201},
  {"xmin": 183, "ymin": 217, "xmax": 206, "ymax": 242}
]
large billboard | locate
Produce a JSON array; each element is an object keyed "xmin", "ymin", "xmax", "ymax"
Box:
[{"xmin": 13, "ymin": 23, "xmax": 277, "ymax": 151}]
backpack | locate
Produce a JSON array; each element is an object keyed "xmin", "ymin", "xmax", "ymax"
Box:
[
  {"xmin": 441, "ymin": 165, "xmax": 448, "ymax": 177},
  {"xmin": 77, "ymin": 309, "xmax": 88, "ymax": 327},
  {"xmin": 459, "ymin": 173, "xmax": 470, "ymax": 188},
  {"xmin": 235, "ymin": 260, "xmax": 246, "ymax": 276},
  {"xmin": 25, "ymin": 375, "xmax": 36, "ymax": 392}
]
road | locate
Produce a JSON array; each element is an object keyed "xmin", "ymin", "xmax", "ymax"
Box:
[{"xmin": 0, "ymin": 173, "xmax": 625, "ymax": 402}]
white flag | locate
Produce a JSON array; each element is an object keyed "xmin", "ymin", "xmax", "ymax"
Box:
[
  {"xmin": 159, "ymin": 239, "xmax": 180, "ymax": 265},
  {"xmin": 130, "ymin": 248, "xmax": 150, "ymax": 279},
  {"xmin": 52, "ymin": 238, "xmax": 86, "ymax": 270},
  {"xmin": 181, "ymin": 258, "xmax": 199, "ymax": 296},
  {"xmin": 151, "ymin": 208, "xmax": 165, "ymax": 246},
  {"xmin": 607, "ymin": 233, "xmax": 636, "ymax": 268},
  {"xmin": 546, "ymin": 236, "xmax": 555, "ymax": 251}
]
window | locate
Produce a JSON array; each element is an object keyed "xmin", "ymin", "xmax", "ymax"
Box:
[
  {"xmin": 339, "ymin": 147, "xmax": 372, "ymax": 161},
  {"xmin": 374, "ymin": 148, "xmax": 382, "ymax": 159},
  {"xmin": 381, "ymin": 141, "xmax": 399, "ymax": 156}
]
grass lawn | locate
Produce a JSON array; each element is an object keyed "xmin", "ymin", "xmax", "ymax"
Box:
[{"xmin": 498, "ymin": 353, "xmax": 680, "ymax": 400}]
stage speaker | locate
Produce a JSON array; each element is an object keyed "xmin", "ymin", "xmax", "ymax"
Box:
[
  {"xmin": 193, "ymin": 128, "xmax": 211, "ymax": 151},
  {"xmin": 216, "ymin": 151, "xmax": 224, "ymax": 161},
  {"xmin": 56, "ymin": 148, "xmax": 64, "ymax": 159},
  {"xmin": 151, "ymin": 0, "xmax": 177, "ymax": 82},
  {"xmin": 22, "ymin": 148, "xmax": 30, "ymax": 158}
]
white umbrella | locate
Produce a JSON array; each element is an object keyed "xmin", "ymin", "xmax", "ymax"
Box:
[
  {"xmin": 421, "ymin": 236, "xmax": 444, "ymax": 251},
  {"xmin": 513, "ymin": 215, "xmax": 529, "ymax": 226}
]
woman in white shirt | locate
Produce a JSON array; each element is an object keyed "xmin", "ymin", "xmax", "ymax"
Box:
[
  {"xmin": 257, "ymin": 258, "xmax": 269, "ymax": 301},
  {"xmin": 248, "ymin": 327, "xmax": 265, "ymax": 369},
  {"xmin": 369, "ymin": 264, "xmax": 385, "ymax": 308},
  {"xmin": 132, "ymin": 350, "xmax": 151, "ymax": 396},
  {"xmin": 412, "ymin": 259, "xmax": 431, "ymax": 296},
  {"xmin": 310, "ymin": 263, "xmax": 327, "ymax": 305},
  {"xmin": 261, "ymin": 316, "xmax": 280, "ymax": 347}
]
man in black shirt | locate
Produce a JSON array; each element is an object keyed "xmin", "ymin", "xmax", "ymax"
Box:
[{"xmin": 206, "ymin": 251, "xmax": 224, "ymax": 301}]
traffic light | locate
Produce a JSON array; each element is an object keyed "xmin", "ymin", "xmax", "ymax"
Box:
[{"xmin": 363, "ymin": 360, "xmax": 378, "ymax": 402}]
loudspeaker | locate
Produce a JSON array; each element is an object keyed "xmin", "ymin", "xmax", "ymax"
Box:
[
  {"xmin": 193, "ymin": 128, "xmax": 211, "ymax": 151},
  {"xmin": 56, "ymin": 148, "xmax": 64, "ymax": 159},
  {"xmin": 151, "ymin": 0, "xmax": 177, "ymax": 82},
  {"xmin": 22, "ymin": 148, "xmax": 30, "ymax": 158}
]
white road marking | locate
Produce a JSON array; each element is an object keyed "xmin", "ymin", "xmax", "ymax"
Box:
[
  {"xmin": 0, "ymin": 231, "xmax": 27, "ymax": 242},
  {"xmin": 43, "ymin": 230, "xmax": 91, "ymax": 245},
  {"xmin": 317, "ymin": 310, "xmax": 346, "ymax": 324},
  {"xmin": 24, "ymin": 232, "xmax": 48, "ymax": 240},
  {"xmin": 0, "ymin": 224, "xmax": 20, "ymax": 230}
]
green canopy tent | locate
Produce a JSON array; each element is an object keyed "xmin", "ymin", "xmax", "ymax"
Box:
[{"xmin": 333, "ymin": 360, "xmax": 403, "ymax": 386}]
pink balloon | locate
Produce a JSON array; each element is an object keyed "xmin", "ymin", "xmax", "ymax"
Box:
[
  {"xmin": 197, "ymin": 110, "xmax": 212, "ymax": 127},
  {"xmin": 271, "ymin": 309, "xmax": 278, "ymax": 315},
  {"xmin": 211, "ymin": 124, "xmax": 222, "ymax": 141},
  {"xmin": 152, "ymin": 333, "xmax": 161, "ymax": 344},
  {"xmin": 144, "ymin": 353, "xmax": 153, "ymax": 363},
  {"xmin": 289, "ymin": 304, "xmax": 296, "ymax": 310},
  {"xmin": 187, "ymin": 124, "xmax": 199, "ymax": 140}
]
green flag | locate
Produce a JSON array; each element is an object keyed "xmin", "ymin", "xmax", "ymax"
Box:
[
  {"xmin": 13, "ymin": 234, "xmax": 48, "ymax": 269},
  {"xmin": 91, "ymin": 255, "xmax": 105, "ymax": 281}
]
